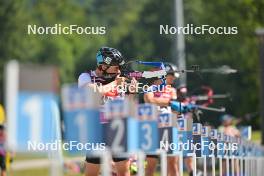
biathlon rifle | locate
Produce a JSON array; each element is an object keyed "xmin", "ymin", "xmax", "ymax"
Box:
[
  {"xmin": 120, "ymin": 61, "xmax": 167, "ymax": 80},
  {"xmin": 120, "ymin": 60, "xmax": 199, "ymax": 80},
  {"xmin": 171, "ymin": 86, "xmax": 228, "ymax": 116},
  {"xmin": 186, "ymin": 86, "xmax": 231, "ymax": 106},
  {"xmin": 172, "ymin": 65, "xmax": 237, "ymax": 75}
]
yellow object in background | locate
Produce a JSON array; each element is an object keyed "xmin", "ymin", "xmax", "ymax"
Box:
[
  {"xmin": 5, "ymin": 152, "xmax": 10, "ymax": 170},
  {"xmin": 0, "ymin": 104, "xmax": 5, "ymax": 124}
]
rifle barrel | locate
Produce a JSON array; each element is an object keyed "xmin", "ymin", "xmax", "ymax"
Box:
[
  {"xmin": 191, "ymin": 94, "xmax": 230, "ymax": 101},
  {"xmin": 197, "ymin": 106, "xmax": 226, "ymax": 112}
]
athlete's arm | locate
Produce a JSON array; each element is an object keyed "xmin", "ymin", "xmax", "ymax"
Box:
[
  {"xmin": 144, "ymin": 92, "xmax": 170, "ymax": 106},
  {"xmin": 171, "ymin": 87, "xmax": 177, "ymax": 100},
  {"xmin": 78, "ymin": 73, "xmax": 123, "ymax": 95},
  {"xmin": 88, "ymin": 81, "xmax": 118, "ymax": 95}
]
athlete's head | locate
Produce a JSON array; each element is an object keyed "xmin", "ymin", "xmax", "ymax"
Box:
[
  {"xmin": 151, "ymin": 78, "xmax": 163, "ymax": 85},
  {"xmin": 177, "ymin": 86, "xmax": 188, "ymax": 101},
  {"xmin": 96, "ymin": 47, "xmax": 125, "ymax": 77},
  {"xmin": 164, "ymin": 62, "xmax": 180, "ymax": 85},
  {"xmin": 221, "ymin": 114, "xmax": 233, "ymax": 126},
  {"xmin": 148, "ymin": 67, "xmax": 166, "ymax": 86}
]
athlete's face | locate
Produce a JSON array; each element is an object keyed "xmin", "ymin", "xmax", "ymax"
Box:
[
  {"xmin": 102, "ymin": 65, "xmax": 120, "ymax": 74},
  {"xmin": 223, "ymin": 119, "xmax": 232, "ymax": 126},
  {"xmin": 107, "ymin": 65, "xmax": 120, "ymax": 74},
  {"xmin": 153, "ymin": 79, "xmax": 163, "ymax": 85},
  {"xmin": 166, "ymin": 74, "xmax": 176, "ymax": 85}
]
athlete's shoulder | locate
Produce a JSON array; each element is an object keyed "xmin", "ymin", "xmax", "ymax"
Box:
[{"xmin": 78, "ymin": 71, "xmax": 93, "ymax": 88}]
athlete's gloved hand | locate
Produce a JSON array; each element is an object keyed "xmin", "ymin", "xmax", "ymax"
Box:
[
  {"xmin": 170, "ymin": 101, "xmax": 185, "ymax": 112},
  {"xmin": 115, "ymin": 76, "xmax": 126, "ymax": 86},
  {"xmin": 170, "ymin": 101, "xmax": 197, "ymax": 113},
  {"xmin": 183, "ymin": 103, "xmax": 198, "ymax": 112}
]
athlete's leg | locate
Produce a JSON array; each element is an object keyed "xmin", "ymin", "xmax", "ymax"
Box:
[
  {"xmin": 234, "ymin": 158, "xmax": 240, "ymax": 176},
  {"xmin": 167, "ymin": 156, "xmax": 180, "ymax": 176},
  {"xmin": 84, "ymin": 162, "xmax": 100, "ymax": 176},
  {"xmin": 222, "ymin": 159, "xmax": 226, "ymax": 175},
  {"xmin": 114, "ymin": 159, "xmax": 130, "ymax": 176},
  {"xmin": 145, "ymin": 156, "xmax": 158, "ymax": 176},
  {"xmin": 84, "ymin": 157, "xmax": 100, "ymax": 176},
  {"xmin": 184, "ymin": 157, "xmax": 193, "ymax": 175}
]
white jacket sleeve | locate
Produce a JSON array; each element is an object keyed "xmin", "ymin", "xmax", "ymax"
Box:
[{"xmin": 78, "ymin": 73, "xmax": 92, "ymax": 88}]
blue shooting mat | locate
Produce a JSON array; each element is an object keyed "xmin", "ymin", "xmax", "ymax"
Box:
[
  {"xmin": 103, "ymin": 99, "xmax": 139, "ymax": 155},
  {"xmin": 177, "ymin": 118, "xmax": 193, "ymax": 157},
  {"xmin": 239, "ymin": 126, "xmax": 251, "ymax": 140},
  {"xmin": 210, "ymin": 129, "xmax": 218, "ymax": 157},
  {"xmin": 14, "ymin": 91, "xmax": 60, "ymax": 153},
  {"xmin": 62, "ymin": 84, "xmax": 102, "ymax": 155},
  {"xmin": 138, "ymin": 120, "xmax": 159, "ymax": 153},
  {"xmin": 137, "ymin": 103, "xmax": 159, "ymax": 154},
  {"xmin": 217, "ymin": 132, "xmax": 225, "ymax": 157},
  {"xmin": 158, "ymin": 113, "xmax": 179, "ymax": 155},
  {"xmin": 201, "ymin": 126, "xmax": 211, "ymax": 157},
  {"xmin": 193, "ymin": 123, "xmax": 202, "ymax": 157},
  {"xmin": 63, "ymin": 109, "xmax": 102, "ymax": 154}
]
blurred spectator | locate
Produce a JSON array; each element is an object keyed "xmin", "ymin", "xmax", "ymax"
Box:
[
  {"xmin": 219, "ymin": 114, "xmax": 240, "ymax": 176},
  {"xmin": 0, "ymin": 125, "xmax": 6, "ymax": 176},
  {"xmin": 219, "ymin": 114, "xmax": 240, "ymax": 137}
]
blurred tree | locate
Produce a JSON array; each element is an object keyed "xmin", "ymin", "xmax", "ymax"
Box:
[
  {"xmin": 75, "ymin": 0, "xmax": 149, "ymax": 75},
  {"xmin": 0, "ymin": 0, "xmax": 40, "ymax": 102},
  {"xmin": 184, "ymin": 0, "xmax": 264, "ymax": 127},
  {"xmin": 0, "ymin": 0, "xmax": 264, "ymax": 129}
]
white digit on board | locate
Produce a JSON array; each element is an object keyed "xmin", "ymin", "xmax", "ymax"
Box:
[
  {"xmin": 23, "ymin": 96, "xmax": 42, "ymax": 142},
  {"xmin": 111, "ymin": 119, "xmax": 125, "ymax": 152},
  {"xmin": 141, "ymin": 123, "xmax": 152, "ymax": 150},
  {"xmin": 161, "ymin": 129, "xmax": 169, "ymax": 142}
]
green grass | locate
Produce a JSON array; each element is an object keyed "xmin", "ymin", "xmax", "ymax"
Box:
[
  {"xmin": 11, "ymin": 168, "xmax": 84, "ymax": 176},
  {"xmin": 12, "ymin": 171, "xmax": 83, "ymax": 176},
  {"xmin": 13, "ymin": 153, "xmax": 46, "ymax": 161},
  {"xmin": 11, "ymin": 168, "xmax": 49, "ymax": 176}
]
